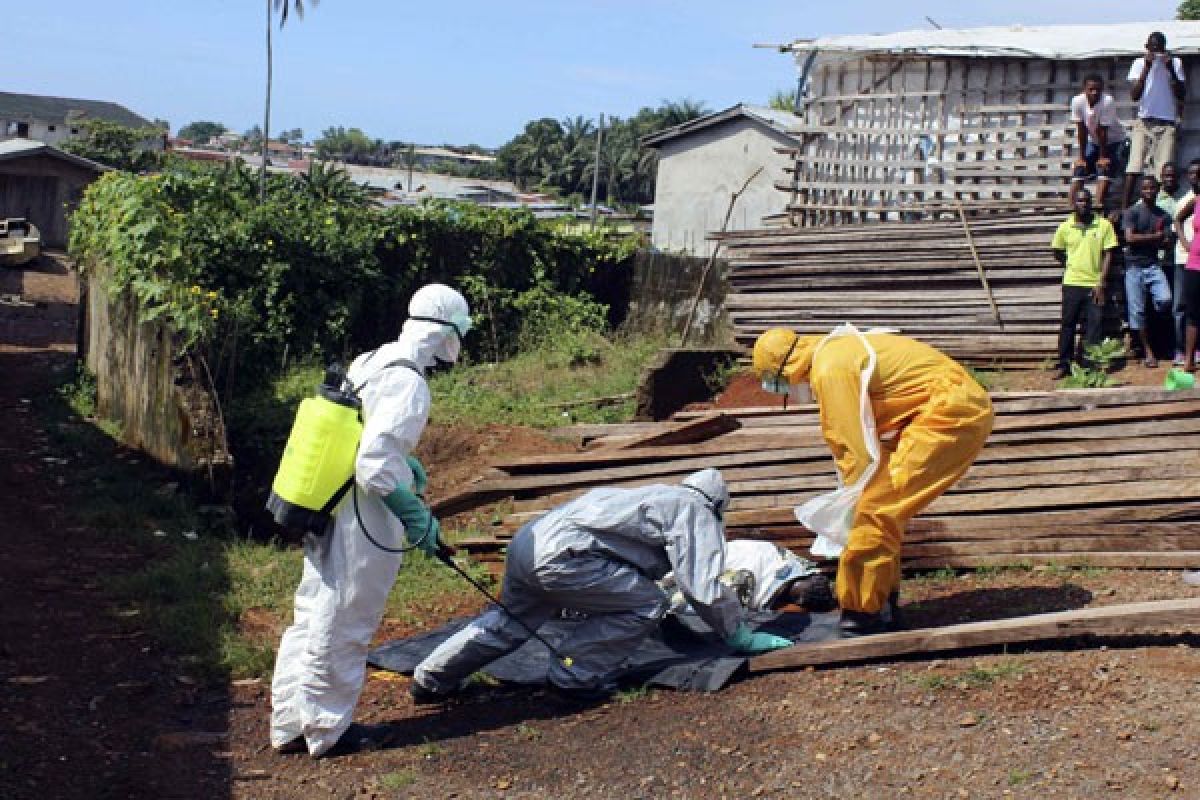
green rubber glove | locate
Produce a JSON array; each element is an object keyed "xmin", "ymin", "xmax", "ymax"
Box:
[
  {"xmin": 405, "ymin": 454, "xmax": 428, "ymax": 496},
  {"xmin": 382, "ymin": 486, "xmax": 441, "ymax": 557},
  {"xmin": 725, "ymin": 624, "xmax": 794, "ymax": 655}
]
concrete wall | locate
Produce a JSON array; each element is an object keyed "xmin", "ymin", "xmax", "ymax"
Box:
[
  {"xmin": 0, "ymin": 155, "xmax": 101, "ymax": 246},
  {"xmin": 624, "ymin": 250, "xmax": 730, "ymax": 344},
  {"xmin": 83, "ymin": 269, "xmax": 231, "ymax": 485},
  {"xmin": 1, "ymin": 120, "xmax": 78, "ymax": 147},
  {"xmin": 650, "ymin": 118, "xmax": 796, "ymax": 257}
]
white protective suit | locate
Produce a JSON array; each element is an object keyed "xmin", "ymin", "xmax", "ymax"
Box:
[
  {"xmin": 270, "ymin": 283, "xmax": 469, "ymax": 757},
  {"xmin": 413, "ymin": 468, "xmax": 744, "ymax": 693}
]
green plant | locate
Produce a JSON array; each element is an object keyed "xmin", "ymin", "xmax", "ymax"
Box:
[
  {"xmin": 615, "ymin": 685, "xmax": 651, "ymax": 704},
  {"xmin": 966, "ymin": 365, "xmax": 1005, "ymax": 392},
  {"xmin": 58, "ymin": 363, "xmax": 98, "ymax": 418},
  {"xmin": 703, "ymin": 356, "xmax": 741, "ymax": 396},
  {"xmin": 1059, "ymin": 338, "xmax": 1124, "ymax": 389},
  {"xmin": 912, "ymin": 567, "xmax": 957, "ymax": 582}
]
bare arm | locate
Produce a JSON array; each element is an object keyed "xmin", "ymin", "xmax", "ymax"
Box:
[
  {"xmin": 1075, "ymin": 122, "xmax": 1088, "ymax": 163},
  {"xmin": 1179, "ymin": 196, "xmax": 1197, "ymax": 254},
  {"xmin": 1131, "ymin": 54, "xmax": 1153, "ymax": 102}
]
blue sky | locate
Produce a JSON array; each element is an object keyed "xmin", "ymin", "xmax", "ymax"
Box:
[{"xmin": 7, "ymin": 0, "xmax": 1181, "ymax": 147}]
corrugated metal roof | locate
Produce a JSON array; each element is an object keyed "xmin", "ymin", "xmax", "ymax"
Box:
[
  {"xmin": 788, "ymin": 20, "xmax": 1200, "ymax": 60},
  {"xmin": 0, "ymin": 91, "xmax": 153, "ymax": 129},
  {"xmin": 0, "ymin": 138, "xmax": 109, "ymax": 172},
  {"xmin": 641, "ymin": 104, "xmax": 802, "ymax": 148}
]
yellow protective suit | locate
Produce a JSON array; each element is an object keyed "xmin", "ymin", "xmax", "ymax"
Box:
[{"xmin": 753, "ymin": 328, "xmax": 994, "ymax": 614}]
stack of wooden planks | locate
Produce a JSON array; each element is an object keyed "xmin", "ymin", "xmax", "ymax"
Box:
[
  {"xmin": 440, "ymin": 389, "xmax": 1200, "ymax": 575},
  {"xmin": 717, "ymin": 207, "xmax": 1103, "ymax": 367}
]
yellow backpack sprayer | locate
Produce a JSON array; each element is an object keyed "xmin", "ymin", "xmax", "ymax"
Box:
[{"xmin": 266, "ymin": 363, "xmax": 364, "ymax": 536}]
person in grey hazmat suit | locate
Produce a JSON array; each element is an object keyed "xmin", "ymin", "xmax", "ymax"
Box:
[
  {"xmin": 270, "ymin": 283, "xmax": 471, "ymax": 758},
  {"xmin": 411, "ymin": 468, "xmax": 794, "ymax": 702}
]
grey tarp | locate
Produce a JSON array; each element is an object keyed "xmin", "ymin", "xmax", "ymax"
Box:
[{"xmin": 369, "ymin": 609, "xmax": 842, "ymax": 692}]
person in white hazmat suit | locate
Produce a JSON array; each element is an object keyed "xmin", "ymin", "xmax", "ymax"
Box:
[
  {"xmin": 410, "ymin": 468, "xmax": 795, "ymax": 703},
  {"xmin": 270, "ymin": 283, "xmax": 471, "ymax": 758}
]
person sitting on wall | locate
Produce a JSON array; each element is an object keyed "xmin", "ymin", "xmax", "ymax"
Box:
[
  {"xmin": 1123, "ymin": 31, "xmax": 1186, "ymax": 209},
  {"xmin": 1069, "ymin": 73, "xmax": 1128, "ymax": 210}
]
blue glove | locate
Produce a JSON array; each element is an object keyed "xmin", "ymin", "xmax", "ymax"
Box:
[
  {"xmin": 725, "ymin": 624, "xmax": 794, "ymax": 655},
  {"xmin": 405, "ymin": 454, "xmax": 428, "ymax": 496},
  {"xmin": 382, "ymin": 486, "xmax": 441, "ymax": 557}
]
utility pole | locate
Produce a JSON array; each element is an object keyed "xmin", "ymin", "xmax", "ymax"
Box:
[{"xmin": 589, "ymin": 113, "xmax": 604, "ymax": 229}]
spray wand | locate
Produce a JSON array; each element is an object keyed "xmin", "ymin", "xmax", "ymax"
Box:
[{"xmin": 434, "ymin": 542, "xmax": 574, "ymax": 669}]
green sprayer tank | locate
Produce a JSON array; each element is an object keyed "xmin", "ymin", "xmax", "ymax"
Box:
[{"xmin": 266, "ymin": 365, "xmax": 364, "ymax": 535}]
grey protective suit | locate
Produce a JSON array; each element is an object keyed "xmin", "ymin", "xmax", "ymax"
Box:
[{"xmin": 413, "ymin": 468, "xmax": 744, "ymax": 693}]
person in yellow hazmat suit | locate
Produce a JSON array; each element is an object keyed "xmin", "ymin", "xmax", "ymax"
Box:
[{"xmin": 752, "ymin": 326, "xmax": 994, "ymax": 636}]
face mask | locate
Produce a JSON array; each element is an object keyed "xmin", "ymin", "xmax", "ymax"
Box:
[{"xmin": 761, "ymin": 375, "xmax": 790, "ymax": 395}]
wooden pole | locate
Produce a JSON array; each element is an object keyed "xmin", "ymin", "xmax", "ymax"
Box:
[
  {"xmin": 679, "ymin": 166, "xmax": 764, "ymax": 347},
  {"xmin": 956, "ymin": 200, "xmax": 1004, "ymax": 328}
]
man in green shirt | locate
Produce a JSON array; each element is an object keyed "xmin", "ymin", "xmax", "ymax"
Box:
[{"xmin": 1050, "ymin": 188, "xmax": 1119, "ymax": 379}]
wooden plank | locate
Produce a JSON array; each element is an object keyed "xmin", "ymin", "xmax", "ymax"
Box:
[
  {"xmin": 616, "ymin": 413, "xmax": 741, "ymax": 450},
  {"xmin": 747, "ymin": 597, "xmax": 1200, "ymax": 672}
]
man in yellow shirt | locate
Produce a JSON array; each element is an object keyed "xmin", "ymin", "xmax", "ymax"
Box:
[
  {"xmin": 1050, "ymin": 188, "xmax": 1119, "ymax": 380},
  {"xmin": 752, "ymin": 328, "xmax": 993, "ymax": 636}
]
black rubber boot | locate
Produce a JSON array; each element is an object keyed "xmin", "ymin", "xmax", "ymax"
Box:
[
  {"xmin": 838, "ymin": 609, "xmax": 890, "ymax": 637},
  {"xmin": 274, "ymin": 736, "xmax": 307, "ymax": 755},
  {"xmin": 410, "ymin": 680, "xmax": 458, "ymax": 706},
  {"xmin": 315, "ymin": 723, "xmax": 398, "ymax": 758}
]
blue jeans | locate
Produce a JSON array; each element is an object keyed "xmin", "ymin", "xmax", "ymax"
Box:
[
  {"xmin": 1072, "ymin": 140, "xmax": 1126, "ymax": 180},
  {"xmin": 1124, "ymin": 262, "xmax": 1172, "ymax": 331}
]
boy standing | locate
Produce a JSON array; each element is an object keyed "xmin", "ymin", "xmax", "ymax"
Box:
[{"xmin": 1122, "ymin": 175, "xmax": 1173, "ymax": 366}]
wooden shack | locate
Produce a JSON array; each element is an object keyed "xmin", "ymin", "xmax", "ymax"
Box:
[
  {"xmin": 0, "ymin": 139, "xmax": 107, "ymax": 248},
  {"xmin": 722, "ymin": 21, "xmax": 1200, "ymax": 363}
]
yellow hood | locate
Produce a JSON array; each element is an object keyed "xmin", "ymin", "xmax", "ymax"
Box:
[{"xmin": 752, "ymin": 328, "xmax": 822, "ymax": 384}]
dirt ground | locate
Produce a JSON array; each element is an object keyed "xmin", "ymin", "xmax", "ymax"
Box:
[{"xmin": 4, "ymin": 260, "xmax": 1200, "ymax": 799}]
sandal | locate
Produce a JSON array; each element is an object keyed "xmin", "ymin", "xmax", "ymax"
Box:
[{"xmin": 1144, "ymin": 357, "xmax": 1159, "ymax": 368}]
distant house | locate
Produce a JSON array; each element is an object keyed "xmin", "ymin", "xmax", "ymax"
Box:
[
  {"xmin": 642, "ymin": 104, "xmax": 803, "ymax": 256},
  {"xmin": 410, "ymin": 146, "xmax": 496, "ymax": 170},
  {"xmin": 0, "ymin": 91, "xmax": 157, "ymax": 148},
  {"xmin": 0, "ymin": 139, "xmax": 107, "ymax": 247}
]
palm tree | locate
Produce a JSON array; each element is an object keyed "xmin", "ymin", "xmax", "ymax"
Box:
[{"xmin": 262, "ymin": 0, "xmax": 317, "ymax": 200}]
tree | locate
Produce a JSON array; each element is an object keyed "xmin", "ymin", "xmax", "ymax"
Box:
[
  {"xmin": 314, "ymin": 126, "xmax": 375, "ymax": 163},
  {"xmin": 61, "ymin": 119, "xmax": 162, "ymax": 172},
  {"xmin": 1180, "ymin": 0, "xmax": 1200, "ymax": 19},
  {"xmin": 263, "ymin": 0, "xmax": 317, "ymax": 199},
  {"xmin": 178, "ymin": 120, "xmax": 228, "ymax": 143},
  {"xmin": 768, "ymin": 89, "xmax": 797, "ymax": 113}
]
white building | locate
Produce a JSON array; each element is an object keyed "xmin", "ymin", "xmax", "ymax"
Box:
[
  {"xmin": 642, "ymin": 104, "xmax": 802, "ymax": 257},
  {"xmin": 0, "ymin": 91, "xmax": 156, "ymax": 148}
]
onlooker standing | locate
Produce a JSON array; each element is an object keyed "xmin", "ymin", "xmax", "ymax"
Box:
[
  {"xmin": 1123, "ymin": 31, "xmax": 1186, "ymax": 208},
  {"xmin": 1051, "ymin": 188, "xmax": 1119, "ymax": 380},
  {"xmin": 1121, "ymin": 175, "xmax": 1173, "ymax": 367},
  {"xmin": 1156, "ymin": 162, "xmax": 1192, "ymax": 364},
  {"xmin": 1174, "ymin": 190, "xmax": 1200, "ymax": 372},
  {"xmin": 1070, "ymin": 74, "xmax": 1127, "ymax": 208}
]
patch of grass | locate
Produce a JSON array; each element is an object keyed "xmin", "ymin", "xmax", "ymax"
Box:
[
  {"xmin": 974, "ymin": 563, "xmax": 1034, "ymax": 580},
  {"xmin": 379, "ymin": 771, "xmax": 417, "ymax": 790},
  {"xmin": 966, "ymin": 365, "xmax": 1006, "ymax": 392},
  {"xmin": 416, "ymin": 741, "xmax": 445, "ymax": 758},
  {"xmin": 615, "ymin": 685, "xmax": 651, "ymax": 704},
  {"xmin": 911, "ymin": 567, "xmax": 957, "ymax": 582},
  {"xmin": 1008, "ymin": 768, "xmax": 1033, "ymax": 786},
  {"xmin": 916, "ymin": 674, "xmax": 949, "ymax": 691},
  {"xmin": 429, "ymin": 330, "xmax": 668, "ymax": 428},
  {"xmin": 58, "ymin": 362, "xmax": 98, "ymax": 418},
  {"xmin": 961, "ymin": 660, "xmax": 1026, "ymax": 688},
  {"xmin": 514, "ymin": 723, "xmax": 541, "ymax": 740}
]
